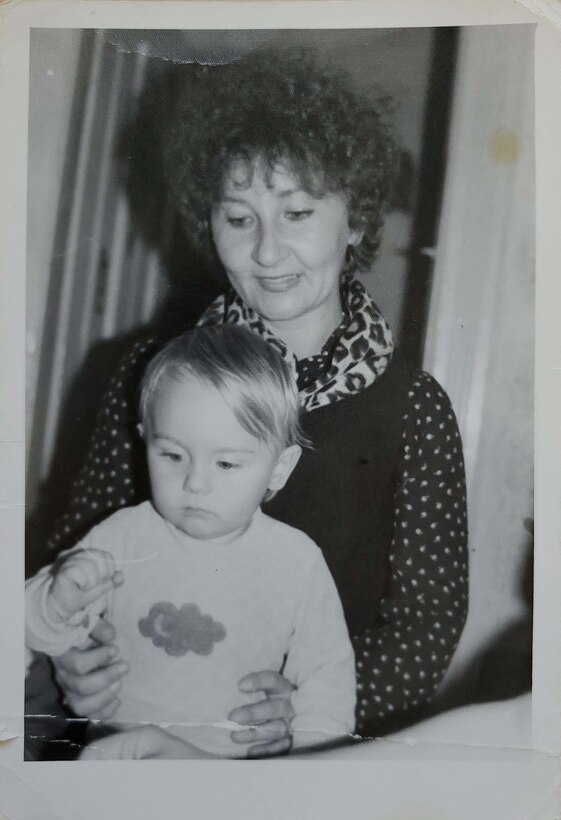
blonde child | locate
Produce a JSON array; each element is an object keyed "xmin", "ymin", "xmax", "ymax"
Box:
[{"xmin": 26, "ymin": 326, "xmax": 355, "ymax": 758}]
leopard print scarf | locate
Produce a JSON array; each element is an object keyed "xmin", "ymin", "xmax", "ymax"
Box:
[{"xmin": 197, "ymin": 274, "xmax": 394, "ymax": 412}]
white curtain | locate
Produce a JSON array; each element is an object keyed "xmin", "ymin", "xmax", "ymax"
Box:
[{"xmin": 423, "ymin": 24, "xmax": 535, "ymax": 698}]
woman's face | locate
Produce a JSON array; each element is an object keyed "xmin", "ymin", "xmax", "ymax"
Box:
[{"xmin": 210, "ymin": 161, "xmax": 359, "ymax": 329}]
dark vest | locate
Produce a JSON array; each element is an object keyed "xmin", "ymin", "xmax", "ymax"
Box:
[{"xmin": 267, "ymin": 351, "xmax": 413, "ymax": 637}]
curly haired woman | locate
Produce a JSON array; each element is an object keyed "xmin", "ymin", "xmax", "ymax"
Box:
[{"xmin": 26, "ymin": 47, "xmax": 468, "ymax": 759}]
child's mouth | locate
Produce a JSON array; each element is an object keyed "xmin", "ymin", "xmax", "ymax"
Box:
[{"xmin": 183, "ymin": 507, "xmax": 213, "ymax": 516}]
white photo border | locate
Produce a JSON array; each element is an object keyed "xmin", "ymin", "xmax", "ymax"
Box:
[{"xmin": 1, "ymin": 1, "xmax": 560, "ymax": 818}]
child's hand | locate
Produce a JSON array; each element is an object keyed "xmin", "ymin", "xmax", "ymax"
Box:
[{"xmin": 47, "ymin": 549, "xmax": 124, "ymax": 626}]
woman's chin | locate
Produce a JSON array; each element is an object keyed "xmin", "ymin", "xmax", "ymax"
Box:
[{"xmin": 252, "ymin": 293, "xmax": 318, "ymax": 326}]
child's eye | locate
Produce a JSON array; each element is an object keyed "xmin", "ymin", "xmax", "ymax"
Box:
[
  {"xmin": 216, "ymin": 460, "xmax": 239, "ymax": 471},
  {"xmin": 286, "ymin": 209, "xmax": 313, "ymax": 222},
  {"xmin": 162, "ymin": 451, "xmax": 182, "ymax": 463}
]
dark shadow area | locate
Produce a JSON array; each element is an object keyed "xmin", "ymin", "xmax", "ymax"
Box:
[
  {"xmin": 400, "ymin": 27, "xmax": 459, "ymax": 367},
  {"xmin": 469, "ymin": 520, "xmax": 533, "ymax": 703},
  {"xmin": 427, "ymin": 521, "xmax": 533, "ymax": 719}
]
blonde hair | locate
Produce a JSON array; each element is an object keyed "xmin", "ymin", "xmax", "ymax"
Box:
[{"xmin": 139, "ymin": 326, "xmax": 308, "ymax": 454}]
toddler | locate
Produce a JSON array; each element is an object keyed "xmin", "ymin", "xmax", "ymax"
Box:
[{"xmin": 26, "ymin": 326, "xmax": 356, "ymax": 758}]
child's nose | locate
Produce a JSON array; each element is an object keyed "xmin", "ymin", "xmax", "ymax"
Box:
[{"xmin": 183, "ymin": 463, "xmax": 211, "ymax": 494}]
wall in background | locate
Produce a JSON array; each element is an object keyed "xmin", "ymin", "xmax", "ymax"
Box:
[{"xmin": 424, "ymin": 24, "xmax": 534, "ymax": 705}]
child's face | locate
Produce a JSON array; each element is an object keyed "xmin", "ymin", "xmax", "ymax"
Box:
[{"xmin": 143, "ymin": 374, "xmax": 299, "ymax": 542}]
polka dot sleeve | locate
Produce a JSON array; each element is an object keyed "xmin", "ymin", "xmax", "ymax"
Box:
[
  {"xmin": 46, "ymin": 338, "xmax": 159, "ymax": 555},
  {"xmin": 354, "ymin": 371, "xmax": 469, "ymax": 737}
]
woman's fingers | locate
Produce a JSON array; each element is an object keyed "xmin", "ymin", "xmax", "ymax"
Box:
[
  {"xmin": 230, "ymin": 670, "xmax": 296, "ymax": 758},
  {"xmin": 89, "ymin": 617, "xmax": 116, "ymax": 645},
  {"xmin": 53, "ymin": 642, "xmax": 119, "ymax": 678},
  {"xmin": 82, "ymin": 694, "xmax": 121, "ymax": 722},
  {"xmin": 228, "ymin": 695, "xmax": 294, "ymax": 726},
  {"xmin": 89, "ymin": 696, "xmax": 122, "ymax": 722},
  {"xmin": 230, "ymin": 719, "xmax": 289, "ymax": 744},
  {"xmin": 238, "ymin": 670, "xmax": 296, "ymax": 697},
  {"xmin": 60, "ymin": 677, "xmax": 123, "ymax": 718},
  {"xmin": 247, "ymin": 736, "xmax": 292, "ymax": 759},
  {"xmin": 55, "ymin": 656, "xmax": 128, "ymax": 699},
  {"xmin": 51, "ymin": 621, "xmax": 127, "ymax": 718},
  {"xmin": 60, "ymin": 659, "xmax": 128, "ymax": 697}
]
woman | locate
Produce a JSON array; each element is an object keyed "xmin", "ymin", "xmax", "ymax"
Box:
[{"xmin": 27, "ymin": 47, "xmax": 468, "ymax": 758}]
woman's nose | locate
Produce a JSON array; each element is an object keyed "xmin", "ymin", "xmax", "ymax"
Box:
[
  {"xmin": 252, "ymin": 220, "xmax": 287, "ymax": 267},
  {"xmin": 183, "ymin": 462, "xmax": 211, "ymax": 494}
]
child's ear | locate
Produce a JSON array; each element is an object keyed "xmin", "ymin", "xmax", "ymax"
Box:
[
  {"xmin": 137, "ymin": 422, "xmax": 145, "ymax": 439},
  {"xmin": 268, "ymin": 445, "xmax": 302, "ymax": 493}
]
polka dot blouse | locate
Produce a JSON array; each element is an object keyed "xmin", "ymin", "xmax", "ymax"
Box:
[{"xmin": 46, "ymin": 336, "xmax": 468, "ymax": 738}]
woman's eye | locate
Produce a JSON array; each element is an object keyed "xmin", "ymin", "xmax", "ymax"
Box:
[
  {"xmin": 226, "ymin": 215, "xmax": 253, "ymax": 228},
  {"xmin": 217, "ymin": 460, "xmax": 239, "ymax": 471},
  {"xmin": 286, "ymin": 209, "xmax": 314, "ymax": 222}
]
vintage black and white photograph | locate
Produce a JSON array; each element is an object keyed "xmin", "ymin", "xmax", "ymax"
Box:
[
  {"xmin": 22, "ymin": 23, "xmax": 537, "ymax": 762},
  {"xmin": 1, "ymin": 0, "xmax": 560, "ymax": 816}
]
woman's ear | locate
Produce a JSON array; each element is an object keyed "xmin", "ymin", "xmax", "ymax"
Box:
[
  {"xmin": 268, "ymin": 445, "xmax": 302, "ymax": 493},
  {"xmin": 137, "ymin": 422, "xmax": 145, "ymax": 439}
]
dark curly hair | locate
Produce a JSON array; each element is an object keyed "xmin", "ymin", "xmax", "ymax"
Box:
[{"xmin": 163, "ymin": 47, "xmax": 398, "ymax": 273}]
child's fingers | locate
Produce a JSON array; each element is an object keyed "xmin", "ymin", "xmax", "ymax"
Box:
[
  {"xmin": 51, "ymin": 551, "xmax": 121, "ymax": 620},
  {"xmin": 77, "ymin": 577, "xmax": 122, "ymax": 608},
  {"xmin": 56, "ymin": 559, "xmax": 95, "ymax": 593},
  {"xmin": 56, "ymin": 554, "xmax": 119, "ymax": 602},
  {"xmin": 64, "ymin": 550, "xmax": 117, "ymax": 590}
]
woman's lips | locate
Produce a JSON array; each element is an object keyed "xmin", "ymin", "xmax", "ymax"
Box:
[{"xmin": 257, "ymin": 274, "xmax": 301, "ymax": 293}]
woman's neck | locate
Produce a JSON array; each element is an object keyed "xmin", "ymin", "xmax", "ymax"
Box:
[{"xmin": 266, "ymin": 299, "xmax": 343, "ymax": 359}]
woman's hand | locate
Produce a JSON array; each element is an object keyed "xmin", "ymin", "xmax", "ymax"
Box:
[
  {"xmin": 229, "ymin": 670, "xmax": 296, "ymax": 758},
  {"xmin": 53, "ymin": 618, "xmax": 129, "ymax": 721},
  {"xmin": 80, "ymin": 726, "xmax": 213, "ymax": 760}
]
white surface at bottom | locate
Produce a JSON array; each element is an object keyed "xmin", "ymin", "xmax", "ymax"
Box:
[{"xmin": 1, "ymin": 694, "xmax": 559, "ymax": 820}]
